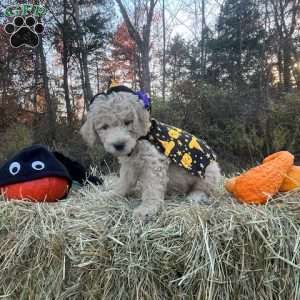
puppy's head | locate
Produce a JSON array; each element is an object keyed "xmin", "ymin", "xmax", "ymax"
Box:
[{"xmin": 80, "ymin": 90, "xmax": 151, "ymax": 157}]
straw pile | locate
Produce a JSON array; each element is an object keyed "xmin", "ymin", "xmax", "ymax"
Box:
[{"xmin": 0, "ymin": 178, "xmax": 300, "ymax": 299}]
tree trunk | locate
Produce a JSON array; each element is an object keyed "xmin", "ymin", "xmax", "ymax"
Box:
[
  {"xmin": 62, "ymin": 43, "xmax": 72, "ymax": 123},
  {"xmin": 162, "ymin": 0, "xmax": 166, "ymax": 100},
  {"xmin": 277, "ymin": 47, "xmax": 283, "ymax": 91},
  {"xmin": 292, "ymin": 48, "xmax": 300, "ymax": 90},
  {"xmin": 270, "ymin": 0, "xmax": 300, "ymax": 92},
  {"xmin": 115, "ymin": 0, "xmax": 157, "ymax": 95},
  {"xmin": 2, "ymin": 77, "xmax": 7, "ymax": 106},
  {"xmin": 236, "ymin": 2, "xmax": 243, "ymax": 86},
  {"xmin": 141, "ymin": 47, "xmax": 151, "ymax": 93},
  {"xmin": 136, "ymin": 52, "xmax": 142, "ymax": 90},
  {"xmin": 96, "ymin": 57, "xmax": 100, "ymax": 93},
  {"xmin": 72, "ymin": 0, "xmax": 93, "ymax": 103},
  {"xmin": 33, "ymin": 48, "xmax": 40, "ymax": 112},
  {"xmin": 132, "ymin": 0, "xmax": 139, "ymax": 90},
  {"xmin": 1, "ymin": 54, "xmax": 10, "ymax": 105},
  {"xmin": 282, "ymin": 39, "xmax": 292, "ymax": 92},
  {"xmin": 62, "ymin": 0, "xmax": 72, "ymax": 124},
  {"xmin": 81, "ymin": 48, "xmax": 93, "ymax": 100},
  {"xmin": 38, "ymin": 38, "xmax": 56, "ymax": 141},
  {"xmin": 200, "ymin": 0, "xmax": 206, "ymax": 78},
  {"xmin": 78, "ymin": 54, "xmax": 89, "ymax": 109}
]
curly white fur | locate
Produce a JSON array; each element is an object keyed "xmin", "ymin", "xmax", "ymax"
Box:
[{"xmin": 80, "ymin": 91, "xmax": 221, "ymax": 220}]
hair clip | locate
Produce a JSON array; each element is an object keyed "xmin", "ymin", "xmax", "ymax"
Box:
[{"xmin": 135, "ymin": 91, "xmax": 151, "ymax": 111}]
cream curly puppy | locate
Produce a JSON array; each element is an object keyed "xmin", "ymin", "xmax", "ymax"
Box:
[{"xmin": 80, "ymin": 86, "xmax": 221, "ymax": 220}]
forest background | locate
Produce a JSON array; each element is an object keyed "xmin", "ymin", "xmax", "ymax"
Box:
[{"xmin": 0, "ymin": 0, "xmax": 300, "ymax": 174}]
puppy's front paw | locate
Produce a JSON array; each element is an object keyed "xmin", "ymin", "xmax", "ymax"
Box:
[
  {"xmin": 187, "ymin": 191, "xmax": 211, "ymax": 205},
  {"xmin": 133, "ymin": 204, "xmax": 160, "ymax": 221},
  {"xmin": 100, "ymin": 190, "xmax": 124, "ymax": 199}
]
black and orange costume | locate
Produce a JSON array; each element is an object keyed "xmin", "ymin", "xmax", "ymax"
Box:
[{"xmin": 142, "ymin": 119, "xmax": 216, "ymax": 177}]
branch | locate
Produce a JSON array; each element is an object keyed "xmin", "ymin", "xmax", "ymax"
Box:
[
  {"xmin": 44, "ymin": 3, "xmax": 63, "ymax": 27},
  {"xmin": 143, "ymin": 0, "xmax": 158, "ymax": 46},
  {"xmin": 289, "ymin": 0, "xmax": 299, "ymax": 36},
  {"xmin": 115, "ymin": 0, "xmax": 143, "ymax": 49},
  {"xmin": 270, "ymin": 0, "xmax": 284, "ymax": 39}
]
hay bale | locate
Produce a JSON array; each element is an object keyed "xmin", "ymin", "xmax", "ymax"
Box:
[{"xmin": 0, "ymin": 179, "xmax": 300, "ymax": 299}]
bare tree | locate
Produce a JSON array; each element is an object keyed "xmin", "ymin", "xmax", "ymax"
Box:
[
  {"xmin": 162, "ymin": 0, "xmax": 166, "ymax": 101},
  {"xmin": 200, "ymin": 0, "xmax": 206, "ymax": 78},
  {"xmin": 46, "ymin": 0, "xmax": 73, "ymax": 124},
  {"xmin": 115, "ymin": 0, "xmax": 159, "ymax": 94},
  {"xmin": 270, "ymin": 0, "xmax": 300, "ymax": 91},
  {"xmin": 70, "ymin": 0, "xmax": 93, "ymax": 106},
  {"xmin": 37, "ymin": 39, "xmax": 56, "ymax": 140},
  {"xmin": 62, "ymin": 0, "xmax": 73, "ymax": 124}
]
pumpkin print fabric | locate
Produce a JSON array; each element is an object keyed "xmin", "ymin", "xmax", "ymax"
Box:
[{"xmin": 144, "ymin": 119, "xmax": 216, "ymax": 177}]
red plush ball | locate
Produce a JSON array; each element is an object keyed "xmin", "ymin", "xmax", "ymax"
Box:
[{"xmin": 1, "ymin": 177, "xmax": 70, "ymax": 202}]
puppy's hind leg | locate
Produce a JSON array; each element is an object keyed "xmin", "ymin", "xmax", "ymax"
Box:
[{"xmin": 188, "ymin": 161, "xmax": 221, "ymax": 205}]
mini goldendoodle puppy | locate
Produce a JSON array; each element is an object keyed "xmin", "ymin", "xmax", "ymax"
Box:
[{"xmin": 80, "ymin": 86, "xmax": 221, "ymax": 220}]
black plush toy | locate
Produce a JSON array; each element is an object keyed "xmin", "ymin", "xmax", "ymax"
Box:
[
  {"xmin": 53, "ymin": 151, "xmax": 103, "ymax": 186},
  {"xmin": 0, "ymin": 145, "xmax": 102, "ymax": 202}
]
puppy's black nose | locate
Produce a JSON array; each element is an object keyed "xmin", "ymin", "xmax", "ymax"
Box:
[{"xmin": 114, "ymin": 143, "xmax": 125, "ymax": 151}]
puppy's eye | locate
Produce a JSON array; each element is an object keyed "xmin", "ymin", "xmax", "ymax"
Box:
[
  {"xmin": 124, "ymin": 120, "xmax": 133, "ymax": 126},
  {"xmin": 101, "ymin": 124, "xmax": 109, "ymax": 130}
]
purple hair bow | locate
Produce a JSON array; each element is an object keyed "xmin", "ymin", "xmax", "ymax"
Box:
[{"xmin": 135, "ymin": 91, "xmax": 151, "ymax": 111}]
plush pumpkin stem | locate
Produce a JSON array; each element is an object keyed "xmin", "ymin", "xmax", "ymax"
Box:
[{"xmin": 225, "ymin": 151, "xmax": 294, "ymax": 204}]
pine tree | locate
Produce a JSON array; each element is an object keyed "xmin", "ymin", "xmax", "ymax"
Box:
[
  {"xmin": 166, "ymin": 35, "xmax": 189, "ymax": 90},
  {"xmin": 208, "ymin": 0, "xmax": 265, "ymax": 88}
]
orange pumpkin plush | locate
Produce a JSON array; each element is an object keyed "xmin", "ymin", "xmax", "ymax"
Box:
[
  {"xmin": 0, "ymin": 145, "xmax": 72, "ymax": 202},
  {"xmin": 225, "ymin": 151, "xmax": 300, "ymax": 204}
]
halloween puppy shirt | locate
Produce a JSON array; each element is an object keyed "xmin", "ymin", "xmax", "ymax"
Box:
[{"xmin": 143, "ymin": 119, "xmax": 216, "ymax": 177}]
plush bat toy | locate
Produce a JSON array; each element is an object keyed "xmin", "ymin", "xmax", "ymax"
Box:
[
  {"xmin": 0, "ymin": 145, "xmax": 102, "ymax": 202},
  {"xmin": 53, "ymin": 151, "xmax": 103, "ymax": 186}
]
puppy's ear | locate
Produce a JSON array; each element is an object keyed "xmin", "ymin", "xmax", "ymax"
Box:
[
  {"xmin": 80, "ymin": 118, "xmax": 97, "ymax": 147},
  {"xmin": 134, "ymin": 101, "xmax": 151, "ymax": 136}
]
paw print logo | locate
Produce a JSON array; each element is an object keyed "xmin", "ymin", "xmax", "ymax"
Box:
[{"xmin": 4, "ymin": 16, "xmax": 44, "ymax": 48}]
